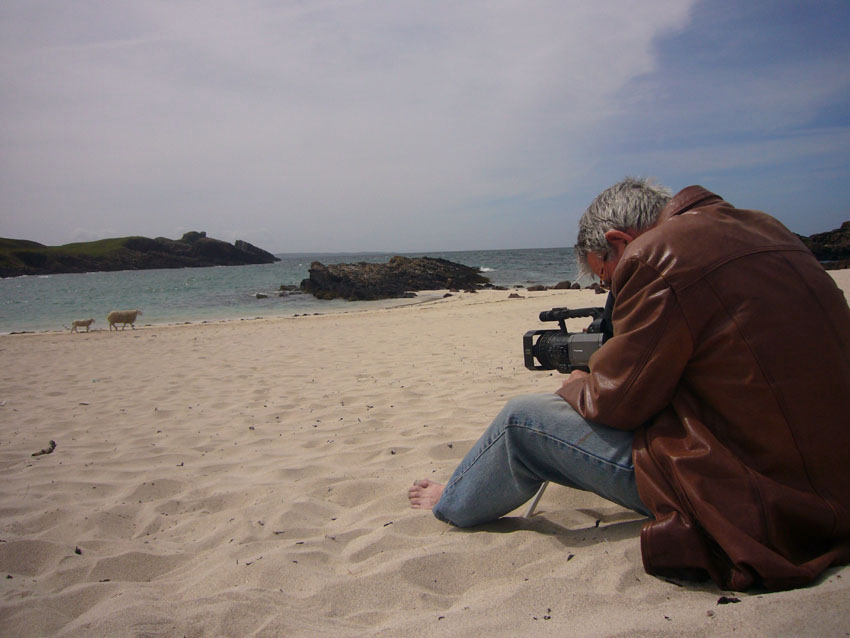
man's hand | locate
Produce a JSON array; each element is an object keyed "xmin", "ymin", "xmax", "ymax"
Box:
[{"xmin": 560, "ymin": 369, "xmax": 589, "ymax": 390}]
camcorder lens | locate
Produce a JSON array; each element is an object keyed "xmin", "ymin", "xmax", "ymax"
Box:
[{"xmin": 533, "ymin": 331, "xmax": 572, "ymax": 371}]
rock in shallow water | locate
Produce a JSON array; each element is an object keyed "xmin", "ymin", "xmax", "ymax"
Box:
[{"xmin": 299, "ymin": 255, "xmax": 490, "ymax": 301}]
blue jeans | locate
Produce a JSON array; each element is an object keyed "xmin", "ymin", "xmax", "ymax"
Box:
[{"xmin": 433, "ymin": 393, "xmax": 650, "ymax": 526}]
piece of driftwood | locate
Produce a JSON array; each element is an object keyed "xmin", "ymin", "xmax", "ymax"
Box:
[{"xmin": 32, "ymin": 440, "xmax": 56, "ymax": 456}]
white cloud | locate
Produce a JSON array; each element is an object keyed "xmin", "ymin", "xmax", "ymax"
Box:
[
  {"xmin": 0, "ymin": 0, "xmax": 696, "ymax": 249},
  {"xmin": 3, "ymin": 0, "xmax": 848, "ymax": 250}
]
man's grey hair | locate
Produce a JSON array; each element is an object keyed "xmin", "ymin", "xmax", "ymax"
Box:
[{"xmin": 575, "ymin": 177, "xmax": 673, "ymax": 276}]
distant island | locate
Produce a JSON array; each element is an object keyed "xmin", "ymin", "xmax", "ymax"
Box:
[
  {"xmin": 0, "ymin": 231, "xmax": 280, "ymax": 278},
  {"xmin": 1, "ymin": 221, "xmax": 847, "ymax": 279}
]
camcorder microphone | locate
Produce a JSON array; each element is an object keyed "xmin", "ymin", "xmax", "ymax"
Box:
[{"xmin": 523, "ymin": 294, "xmax": 614, "ymax": 373}]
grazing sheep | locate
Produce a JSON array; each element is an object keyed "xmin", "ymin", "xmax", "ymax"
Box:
[
  {"xmin": 70, "ymin": 318, "xmax": 95, "ymax": 333},
  {"xmin": 107, "ymin": 309, "xmax": 142, "ymax": 331}
]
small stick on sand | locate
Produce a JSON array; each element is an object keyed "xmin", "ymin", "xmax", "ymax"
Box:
[{"xmin": 32, "ymin": 440, "xmax": 56, "ymax": 457}]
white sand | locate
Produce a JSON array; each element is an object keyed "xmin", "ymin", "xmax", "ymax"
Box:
[{"xmin": 1, "ymin": 272, "xmax": 849, "ymax": 637}]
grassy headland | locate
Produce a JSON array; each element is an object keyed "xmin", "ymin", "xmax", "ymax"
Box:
[{"xmin": 0, "ymin": 232, "xmax": 279, "ymax": 278}]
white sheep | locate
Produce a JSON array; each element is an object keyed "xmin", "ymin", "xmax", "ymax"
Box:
[
  {"xmin": 70, "ymin": 318, "xmax": 95, "ymax": 332},
  {"xmin": 107, "ymin": 309, "xmax": 143, "ymax": 331}
]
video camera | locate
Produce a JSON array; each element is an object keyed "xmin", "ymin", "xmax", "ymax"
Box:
[{"xmin": 523, "ymin": 295, "xmax": 613, "ymax": 373}]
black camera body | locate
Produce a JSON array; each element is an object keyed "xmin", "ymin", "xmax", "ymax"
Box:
[{"xmin": 523, "ymin": 296, "xmax": 613, "ymax": 373}]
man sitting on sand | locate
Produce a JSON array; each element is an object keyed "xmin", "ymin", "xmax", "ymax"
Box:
[{"xmin": 409, "ymin": 177, "xmax": 850, "ymax": 591}]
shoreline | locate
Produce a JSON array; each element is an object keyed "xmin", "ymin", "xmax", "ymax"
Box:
[
  {"xmin": 4, "ymin": 266, "xmax": 847, "ymax": 337},
  {"xmin": 0, "ymin": 246, "xmax": 584, "ymax": 335},
  {"xmin": 0, "ymin": 288, "xmax": 496, "ymax": 336},
  {"xmin": 1, "ymin": 278, "xmax": 849, "ymax": 636}
]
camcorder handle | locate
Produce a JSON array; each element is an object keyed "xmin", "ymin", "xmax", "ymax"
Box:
[
  {"xmin": 538, "ymin": 293, "xmax": 614, "ymax": 339},
  {"xmin": 539, "ymin": 306, "xmax": 604, "ymax": 334}
]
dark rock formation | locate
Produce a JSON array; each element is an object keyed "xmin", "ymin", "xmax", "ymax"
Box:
[
  {"xmin": 236, "ymin": 239, "xmax": 278, "ymax": 262},
  {"xmin": 823, "ymin": 259, "xmax": 850, "ymax": 270},
  {"xmin": 300, "ymin": 255, "xmax": 490, "ymax": 301},
  {"xmin": 797, "ymin": 221, "xmax": 850, "ymax": 270},
  {"xmin": 0, "ymin": 232, "xmax": 279, "ymax": 277}
]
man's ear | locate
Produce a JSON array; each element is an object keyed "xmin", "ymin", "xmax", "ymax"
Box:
[{"xmin": 603, "ymin": 229, "xmax": 637, "ymax": 258}]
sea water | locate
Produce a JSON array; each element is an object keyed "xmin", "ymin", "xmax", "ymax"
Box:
[{"xmin": 0, "ymin": 247, "xmax": 580, "ymax": 334}]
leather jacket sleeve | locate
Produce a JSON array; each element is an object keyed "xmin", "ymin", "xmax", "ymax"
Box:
[{"xmin": 557, "ymin": 254, "xmax": 694, "ymax": 430}]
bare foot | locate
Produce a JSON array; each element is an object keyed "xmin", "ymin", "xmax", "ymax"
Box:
[{"xmin": 408, "ymin": 479, "xmax": 444, "ymax": 510}]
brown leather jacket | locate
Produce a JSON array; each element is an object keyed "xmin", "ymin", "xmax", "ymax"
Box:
[{"xmin": 558, "ymin": 186, "xmax": 850, "ymax": 590}]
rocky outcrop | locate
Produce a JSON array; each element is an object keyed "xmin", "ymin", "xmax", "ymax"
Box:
[
  {"xmin": 797, "ymin": 221, "xmax": 850, "ymax": 270},
  {"xmin": 235, "ymin": 239, "xmax": 277, "ymax": 262},
  {"xmin": 300, "ymin": 255, "xmax": 490, "ymax": 301},
  {"xmin": 126, "ymin": 232, "xmax": 280, "ymax": 267},
  {"xmin": 0, "ymin": 231, "xmax": 280, "ymax": 277}
]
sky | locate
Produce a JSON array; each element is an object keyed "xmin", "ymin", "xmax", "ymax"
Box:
[{"xmin": 1, "ymin": 0, "xmax": 848, "ymax": 253}]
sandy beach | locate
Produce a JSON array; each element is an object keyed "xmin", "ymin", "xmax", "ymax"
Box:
[{"xmin": 2, "ymin": 271, "xmax": 849, "ymax": 637}]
